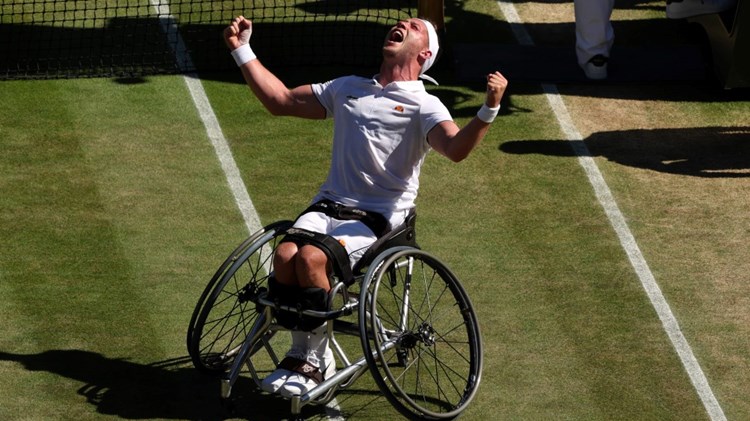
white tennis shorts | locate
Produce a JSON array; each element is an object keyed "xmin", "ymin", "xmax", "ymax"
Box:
[{"xmin": 293, "ymin": 209, "xmax": 409, "ymax": 267}]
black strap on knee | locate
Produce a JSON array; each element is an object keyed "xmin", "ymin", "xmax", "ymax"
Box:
[
  {"xmin": 281, "ymin": 227, "xmax": 355, "ymax": 285},
  {"xmin": 268, "ymin": 278, "xmax": 300, "ymax": 330},
  {"xmin": 268, "ymin": 278, "xmax": 328, "ymax": 331},
  {"xmin": 296, "ymin": 287, "xmax": 328, "ymax": 331}
]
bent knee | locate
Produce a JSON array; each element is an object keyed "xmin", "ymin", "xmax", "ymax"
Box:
[
  {"xmin": 296, "ymin": 244, "xmax": 329, "ymax": 270},
  {"xmin": 274, "ymin": 242, "xmax": 298, "ymax": 267}
]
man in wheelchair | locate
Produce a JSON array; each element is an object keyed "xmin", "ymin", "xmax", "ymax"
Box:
[{"xmin": 224, "ymin": 15, "xmax": 507, "ymax": 399}]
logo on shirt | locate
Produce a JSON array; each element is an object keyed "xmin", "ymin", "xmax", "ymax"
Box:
[{"xmin": 394, "ymin": 105, "xmax": 404, "ymax": 112}]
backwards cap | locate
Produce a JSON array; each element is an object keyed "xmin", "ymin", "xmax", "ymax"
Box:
[{"xmin": 418, "ymin": 19, "xmax": 439, "ymax": 85}]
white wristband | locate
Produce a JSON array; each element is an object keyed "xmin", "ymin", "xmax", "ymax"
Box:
[
  {"xmin": 476, "ymin": 104, "xmax": 500, "ymax": 123},
  {"xmin": 231, "ymin": 44, "xmax": 256, "ymax": 67}
]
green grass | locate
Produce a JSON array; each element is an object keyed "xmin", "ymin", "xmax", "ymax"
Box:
[
  {"xmin": 2, "ymin": 0, "xmax": 750, "ymax": 420},
  {"xmin": 0, "ymin": 76, "xmax": 247, "ymax": 419}
]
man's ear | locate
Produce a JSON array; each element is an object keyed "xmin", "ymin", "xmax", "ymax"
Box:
[{"xmin": 418, "ymin": 49, "xmax": 432, "ymax": 65}]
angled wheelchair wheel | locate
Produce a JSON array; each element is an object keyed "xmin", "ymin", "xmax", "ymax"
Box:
[
  {"xmin": 187, "ymin": 220, "xmax": 292, "ymax": 374},
  {"xmin": 359, "ymin": 248, "xmax": 483, "ymax": 420}
]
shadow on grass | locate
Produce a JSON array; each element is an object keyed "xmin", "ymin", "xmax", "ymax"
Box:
[
  {"xmin": 500, "ymin": 126, "xmax": 750, "ymax": 177},
  {"xmin": 0, "ymin": 349, "xmax": 364, "ymax": 420}
]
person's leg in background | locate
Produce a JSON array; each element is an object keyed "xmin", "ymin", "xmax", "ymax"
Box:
[{"xmin": 575, "ymin": 0, "xmax": 616, "ymax": 80}]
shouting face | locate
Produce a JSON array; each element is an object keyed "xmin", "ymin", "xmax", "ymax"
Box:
[{"xmin": 382, "ymin": 18, "xmax": 431, "ymax": 62}]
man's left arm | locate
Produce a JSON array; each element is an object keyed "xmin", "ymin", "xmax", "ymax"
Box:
[{"xmin": 428, "ymin": 71, "xmax": 507, "ymax": 162}]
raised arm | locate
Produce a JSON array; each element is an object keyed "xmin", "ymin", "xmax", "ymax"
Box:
[
  {"xmin": 224, "ymin": 16, "xmax": 325, "ymax": 119},
  {"xmin": 427, "ymin": 71, "xmax": 508, "ymax": 162}
]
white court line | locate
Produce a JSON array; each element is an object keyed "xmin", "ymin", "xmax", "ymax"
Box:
[
  {"xmin": 148, "ymin": 1, "xmax": 343, "ymax": 418},
  {"xmin": 496, "ymin": 2, "xmax": 726, "ymax": 420},
  {"xmin": 150, "ymin": 1, "xmax": 261, "ymax": 236}
]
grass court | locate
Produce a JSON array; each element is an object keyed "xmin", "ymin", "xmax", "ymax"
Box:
[{"xmin": 1, "ymin": 1, "xmax": 749, "ymax": 419}]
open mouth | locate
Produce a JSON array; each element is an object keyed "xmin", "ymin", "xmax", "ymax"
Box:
[{"xmin": 388, "ymin": 29, "xmax": 404, "ymax": 43}]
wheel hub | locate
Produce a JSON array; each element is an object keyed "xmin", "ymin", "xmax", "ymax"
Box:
[
  {"xmin": 398, "ymin": 322, "xmax": 436, "ymax": 349},
  {"xmin": 237, "ymin": 283, "xmax": 255, "ymax": 303}
]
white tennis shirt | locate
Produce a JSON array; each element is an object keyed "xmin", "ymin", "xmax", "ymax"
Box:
[{"xmin": 311, "ymin": 75, "xmax": 452, "ymax": 215}]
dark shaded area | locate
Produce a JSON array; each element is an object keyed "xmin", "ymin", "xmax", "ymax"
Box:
[
  {"xmin": 0, "ymin": 18, "xmax": 395, "ymax": 79},
  {"xmin": 453, "ymin": 40, "xmax": 710, "ymax": 85},
  {"xmin": 183, "ymin": 19, "xmax": 398, "ymax": 71},
  {"xmin": 500, "ymin": 126, "xmax": 750, "ymax": 178},
  {"xmin": 0, "ymin": 1, "xmax": 414, "ymax": 80},
  {"xmin": 0, "ymin": 17, "xmax": 179, "ymax": 79},
  {"xmin": 439, "ymin": 0, "xmax": 750, "ymax": 99},
  {"xmin": 441, "ymin": 0, "xmax": 749, "ymax": 91},
  {"xmin": 0, "ymin": 349, "xmax": 338, "ymax": 420},
  {"xmin": 452, "ymin": 17, "xmax": 712, "ymax": 85}
]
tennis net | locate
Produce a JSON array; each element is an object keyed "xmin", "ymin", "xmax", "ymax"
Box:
[{"xmin": 0, "ymin": 0, "xmax": 418, "ymax": 79}]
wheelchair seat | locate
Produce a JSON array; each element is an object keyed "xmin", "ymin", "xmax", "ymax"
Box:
[{"xmin": 352, "ymin": 209, "xmax": 418, "ymax": 275}]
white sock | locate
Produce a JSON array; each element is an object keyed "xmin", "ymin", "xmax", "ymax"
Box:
[{"xmin": 279, "ymin": 324, "xmax": 335, "ymax": 397}]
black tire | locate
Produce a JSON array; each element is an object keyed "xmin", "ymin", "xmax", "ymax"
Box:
[
  {"xmin": 187, "ymin": 220, "xmax": 292, "ymax": 374},
  {"xmin": 359, "ymin": 248, "xmax": 483, "ymax": 420}
]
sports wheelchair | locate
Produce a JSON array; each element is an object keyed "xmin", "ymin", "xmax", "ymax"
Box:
[{"xmin": 186, "ymin": 213, "xmax": 483, "ymax": 420}]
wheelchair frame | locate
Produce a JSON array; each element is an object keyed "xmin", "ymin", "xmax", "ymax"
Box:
[{"xmin": 186, "ymin": 218, "xmax": 483, "ymax": 420}]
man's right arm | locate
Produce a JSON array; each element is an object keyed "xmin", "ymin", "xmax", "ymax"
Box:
[{"xmin": 225, "ymin": 16, "xmax": 326, "ymax": 120}]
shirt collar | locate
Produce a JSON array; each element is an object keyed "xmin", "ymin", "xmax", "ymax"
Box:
[{"xmin": 371, "ymin": 75, "xmax": 425, "ymax": 92}]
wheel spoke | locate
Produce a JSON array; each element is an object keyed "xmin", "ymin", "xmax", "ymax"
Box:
[{"xmin": 187, "ymin": 221, "xmax": 292, "ymax": 374}]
